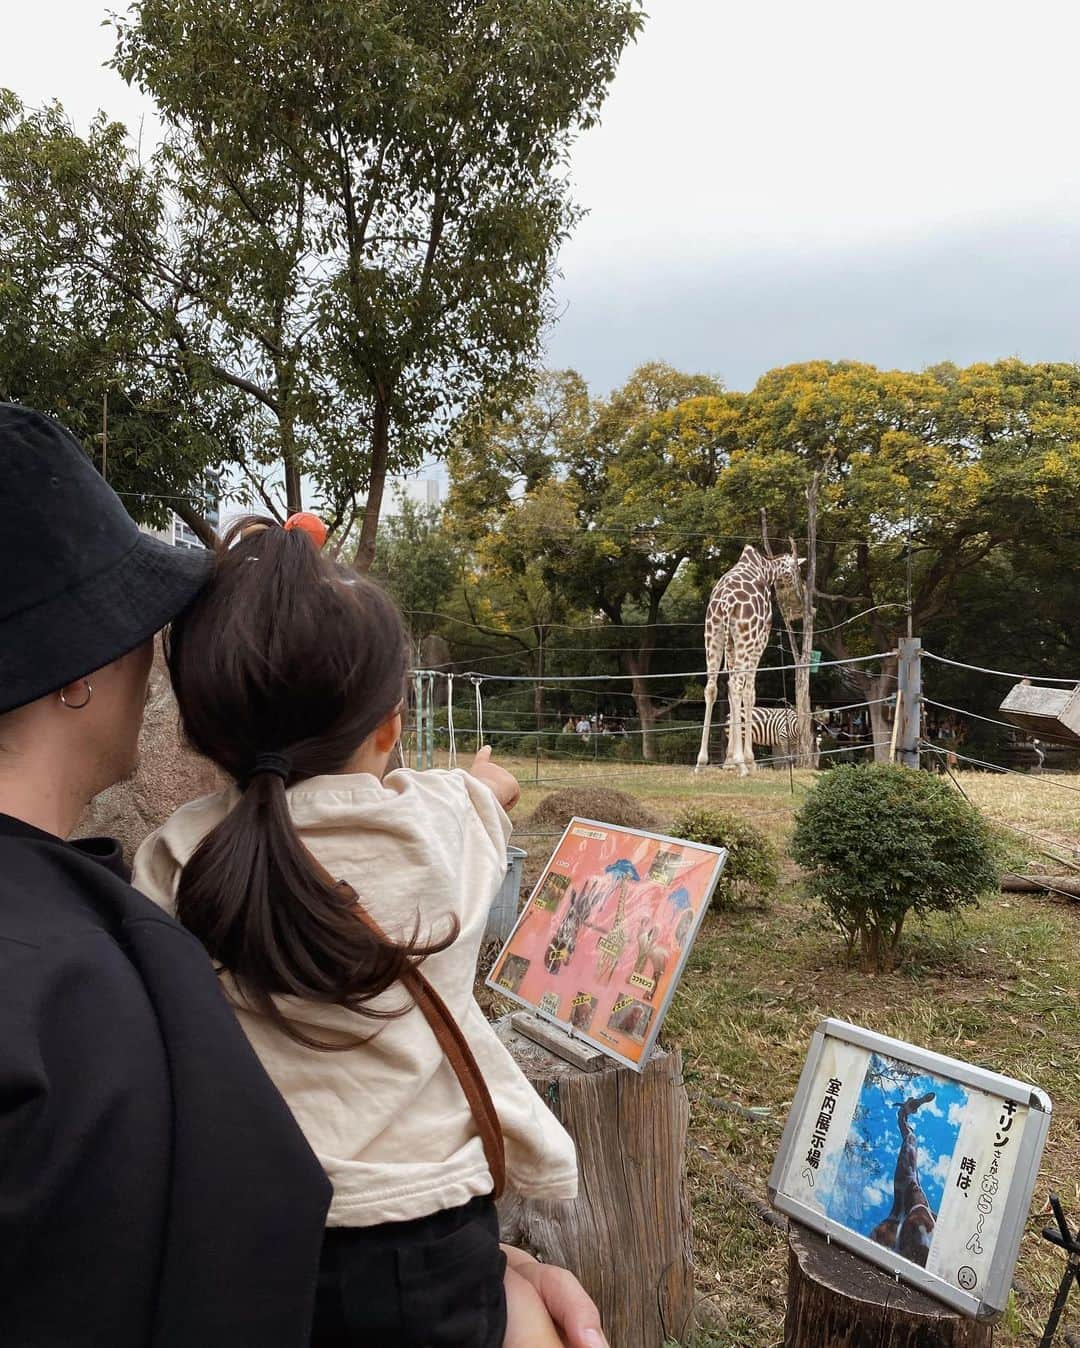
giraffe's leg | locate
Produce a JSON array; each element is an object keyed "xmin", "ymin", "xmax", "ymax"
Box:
[
  {"xmin": 728, "ymin": 670, "xmax": 747, "ymax": 774},
  {"xmin": 721, "ymin": 677, "xmax": 736, "ymax": 769},
  {"xmin": 743, "ymin": 672, "xmax": 758, "ymax": 775},
  {"xmin": 722, "ymin": 650, "xmax": 738, "ymax": 770},
  {"xmin": 721, "ymin": 704, "xmax": 737, "ymax": 770},
  {"xmin": 696, "ymin": 668, "xmax": 719, "ymax": 770}
]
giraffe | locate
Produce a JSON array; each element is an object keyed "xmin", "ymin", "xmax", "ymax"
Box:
[
  {"xmin": 696, "ymin": 545, "xmax": 803, "ymax": 776},
  {"xmin": 595, "ymin": 880, "xmax": 631, "ymax": 983},
  {"xmin": 869, "ymin": 1092, "xmax": 937, "ymax": 1267}
]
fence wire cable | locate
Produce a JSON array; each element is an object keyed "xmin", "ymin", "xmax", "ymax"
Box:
[
  {"xmin": 922, "ymin": 651, "xmax": 1080, "ymax": 685},
  {"xmin": 458, "ymin": 650, "xmax": 897, "ymax": 685},
  {"xmin": 919, "ymin": 741, "xmax": 1080, "ymax": 796},
  {"xmin": 934, "ymin": 756, "xmax": 1080, "ymax": 904},
  {"xmin": 751, "ymin": 738, "xmax": 893, "ymax": 768},
  {"xmin": 990, "ymin": 818, "xmax": 1080, "ymax": 872},
  {"xmin": 811, "ymin": 603, "xmax": 909, "ymax": 634},
  {"xmin": 479, "ymin": 721, "xmax": 709, "ymax": 740},
  {"xmin": 922, "ymin": 697, "xmax": 1034, "ymax": 735}
]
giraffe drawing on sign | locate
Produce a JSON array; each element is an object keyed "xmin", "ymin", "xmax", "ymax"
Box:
[
  {"xmin": 594, "ymin": 858, "xmax": 640, "ymax": 983},
  {"xmin": 696, "ymin": 545, "xmax": 803, "ymax": 775},
  {"xmin": 595, "ymin": 882, "xmax": 629, "ymax": 983}
]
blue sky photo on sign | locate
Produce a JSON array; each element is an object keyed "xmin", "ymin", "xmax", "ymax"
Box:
[{"xmin": 822, "ymin": 1053, "xmax": 968, "ymax": 1240}]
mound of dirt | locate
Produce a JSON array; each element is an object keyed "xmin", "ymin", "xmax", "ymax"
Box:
[
  {"xmin": 524, "ymin": 787, "xmax": 662, "ymax": 835},
  {"xmin": 514, "ymin": 788, "xmax": 664, "ymax": 895}
]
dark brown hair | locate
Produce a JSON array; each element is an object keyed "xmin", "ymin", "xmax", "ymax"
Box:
[{"xmin": 166, "ymin": 516, "xmax": 453, "ymax": 1048}]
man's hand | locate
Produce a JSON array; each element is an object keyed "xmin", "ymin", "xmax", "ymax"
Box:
[
  {"xmin": 500, "ymin": 1246, "xmax": 608, "ymax": 1348},
  {"xmin": 469, "ymin": 746, "xmax": 521, "ymax": 811}
]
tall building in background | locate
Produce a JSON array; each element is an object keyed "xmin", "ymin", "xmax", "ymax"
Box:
[{"xmin": 384, "ymin": 474, "xmax": 443, "ymax": 514}]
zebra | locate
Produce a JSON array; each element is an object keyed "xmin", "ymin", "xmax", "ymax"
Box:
[{"xmin": 723, "ymin": 707, "xmax": 828, "ymax": 759}]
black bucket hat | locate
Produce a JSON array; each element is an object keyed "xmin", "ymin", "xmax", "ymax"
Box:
[{"xmin": 0, "ymin": 404, "xmax": 214, "ymax": 715}]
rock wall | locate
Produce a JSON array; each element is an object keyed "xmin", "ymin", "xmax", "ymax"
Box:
[{"xmin": 75, "ymin": 650, "xmax": 223, "ymax": 861}]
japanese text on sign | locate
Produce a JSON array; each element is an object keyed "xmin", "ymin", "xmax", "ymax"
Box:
[{"xmin": 805, "ymin": 1077, "xmax": 843, "ymax": 1172}]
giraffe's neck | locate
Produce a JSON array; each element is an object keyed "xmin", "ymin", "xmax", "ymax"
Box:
[
  {"xmin": 738, "ymin": 547, "xmax": 794, "ymax": 590},
  {"xmin": 734, "ymin": 545, "xmax": 770, "ymax": 581}
]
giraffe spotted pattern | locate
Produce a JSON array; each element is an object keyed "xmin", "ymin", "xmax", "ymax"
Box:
[{"xmin": 696, "ymin": 545, "xmax": 803, "ymax": 776}]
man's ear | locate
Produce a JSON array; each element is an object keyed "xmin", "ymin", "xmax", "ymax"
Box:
[{"xmin": 373, "ymin": 708, "xmax": 403, "ymax": 754}]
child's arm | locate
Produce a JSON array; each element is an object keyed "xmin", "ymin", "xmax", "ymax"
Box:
[{"xmin": 468, "ymin": 746, "xmax": 521, "ymax": 812}]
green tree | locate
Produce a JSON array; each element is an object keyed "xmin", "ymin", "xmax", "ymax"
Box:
[
  {"xmin": 717, "ymin": 359, "xmax": 1080, "ymax": 757},
  {"xmin": 564, "ymin": 380, "xmax": 738, "ymax": 754},
  {"xmin": 0, "ymin": 92, "xmax": 350, "ymax": 536},
  {"xmin": 113, "ymin": 0, "xmax": 644, "ymax": 566},
  {"xmin": 370, "ymin": 497, "xmax": 460, "ymax": 639},
  {"xmin": 450, "ymin": 362, "xmax": 732, "ymax": 756},
  {"xmin": 0, "ymin": 95, "xmax": 245, "ymax": 541}
]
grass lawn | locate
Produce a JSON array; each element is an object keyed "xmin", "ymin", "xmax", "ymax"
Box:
[{"xmin": 488, "ymin": 755, "xmax": 1080, "ymax": 1347}]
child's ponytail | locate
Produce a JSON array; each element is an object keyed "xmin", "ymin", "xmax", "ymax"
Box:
[{"xmin": 167, "ymin": 517, "xmax": 454, "ymax": 1048}]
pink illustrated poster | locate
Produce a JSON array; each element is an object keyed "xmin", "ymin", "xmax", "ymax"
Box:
[{"xmin": 486, "ymin": 818, "xmax": 727, "ymax": 1070}]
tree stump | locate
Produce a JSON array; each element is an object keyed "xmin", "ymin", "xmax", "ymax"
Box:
[
  {"xmin": 495, "ymin": 1015, "xmax": 695, "ymax": 1348},
  {"xmin": 785, "ymin": 1223, "xmax": 993, "ymax": 1348}
]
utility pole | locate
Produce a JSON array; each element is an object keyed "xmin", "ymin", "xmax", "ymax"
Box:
[
  {"xmin": 412, "ymin": 670, "xmax": 423, "ymax": 769},
  {"xmin": 906, "ymin": 501, "xmax": 913, "ymax": 640},
  {"xmin": 425, "ymin": 672, "xmax": 435, "ymax": 768},
  {"xmin": 412, "ymin": 669, "xmax": 435, "ymax": 770},
  {"xmin": 896, "ymin": 637, "xmax": 922, "ymax": 769},
  {"xmin": 101, "ymin": 389, "xmax": 109, "ymax": 481}
]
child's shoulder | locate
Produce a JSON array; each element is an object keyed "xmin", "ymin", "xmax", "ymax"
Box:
[
  {"xmin": 385, "ymin": 769, "xmax": 510, "ymax": 857},
  {"xmin": 384, "ymin": 767, "xmax": 496, "ymax": 816},
  {"xmin": 383, "ymin": 766, "xmax": 472, "ymax": 801},
  {"xmin": 158, "ymin": 787, "xmax": 237, "ymax": 852},
  {"xmin": 132, "ymin": 787, "xmax": 237, "ymax": 903}
]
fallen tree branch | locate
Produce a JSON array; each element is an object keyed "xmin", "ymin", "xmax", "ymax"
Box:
[{"xmin": 1002, "ymin": 873, "xmax": 1080, "ymax": 899}]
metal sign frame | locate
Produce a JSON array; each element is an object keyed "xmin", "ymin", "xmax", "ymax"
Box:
[
  {"xmin": 486, "ymin": 818, "xmax": 726, "ymax": 1072},
  {"xmin": 768, "ymin": 1019, "xmax": 1052, "ymax": 1320}
]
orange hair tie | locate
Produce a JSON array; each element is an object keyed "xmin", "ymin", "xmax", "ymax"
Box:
[{"xmin": 283, "ymin": 512, "xmax": 328, "ymax": 549}]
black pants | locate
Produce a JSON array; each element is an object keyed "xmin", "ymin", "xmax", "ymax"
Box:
[{"xmin": 310, "ymin": 1195, "xmax": 508, "ymax": 1347}]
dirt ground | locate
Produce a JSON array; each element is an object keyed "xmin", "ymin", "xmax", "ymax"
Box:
[{"xmin": 484, "ymin": 755, "xmax": 1080, "ymax": 1348}]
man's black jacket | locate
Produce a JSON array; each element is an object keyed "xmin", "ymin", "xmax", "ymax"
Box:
[{"xmin": 0, "ymin": 813, "xmax": 331, "ymax": 1347}]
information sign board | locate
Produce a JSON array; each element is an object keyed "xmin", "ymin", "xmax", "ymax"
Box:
[
  {"xmin": 768, "ymin": 1019, "xmax": 1052, "ymax": 1319},
  {"xmin": 487, "ymin": 818, "xmax": 726, "ymax": 1070}
]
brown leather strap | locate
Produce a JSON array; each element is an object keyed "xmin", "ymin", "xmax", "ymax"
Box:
[
  {"xmin": 305, "ymin": 852, "xmax": 506, "ymax": 1199},
  {"xmin": 394, "ymin": 962, "xmax": 507, "ymax": 1200}
]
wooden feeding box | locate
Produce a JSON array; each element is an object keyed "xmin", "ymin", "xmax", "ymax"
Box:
[{"xmin": 998, "ymin": 680, "xmax": 1080, "ymax": 745}]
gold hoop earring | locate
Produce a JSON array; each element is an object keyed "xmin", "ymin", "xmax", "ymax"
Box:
[{"xmin": 59, "ymin": 681, "xmax": 93, "ymax": 710}]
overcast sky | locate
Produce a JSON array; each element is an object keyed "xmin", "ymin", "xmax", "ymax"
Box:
[{"xmin": 7, "ymin": 1, "xmax": 1080, "ymax": 396}]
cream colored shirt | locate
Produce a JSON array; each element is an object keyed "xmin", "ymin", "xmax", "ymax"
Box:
[{"xmin": 132, "ymin": 768, "xmax": 578, "ymax": 1227}]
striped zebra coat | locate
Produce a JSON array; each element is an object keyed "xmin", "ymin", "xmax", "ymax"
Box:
[{"xmin": 723, "ymin": 707, "xmax": 825, "ymax": 756}]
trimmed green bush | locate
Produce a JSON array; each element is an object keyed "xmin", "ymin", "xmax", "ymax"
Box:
[
  {"xmin": 791, "ymin": 764, "xmax": 1001, "ymax": 972},
  {"xmin": 669, "ymin": 806, "xmax": 780, "ymax": 908}
]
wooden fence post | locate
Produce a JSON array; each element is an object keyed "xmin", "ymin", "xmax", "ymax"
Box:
[
  {"xmin": 785, "ymin": 1224, "xmax": 993, "ymax": 1348},
  {"xmin": 495, "ymin": 1017, "xmax": 696, "ymax": 1348},
  {"xmin": 897, "ymin": 637, "xmax": 923, "ymax": 769}
]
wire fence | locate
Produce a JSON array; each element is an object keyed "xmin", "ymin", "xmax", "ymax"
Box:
[
  {"xmin": 409, "ymin": 640, "xmax": 1080, "ymax": 864},
  {"xmin": 919, "ymin": 741, "xmax": 1080, "ymax": 796},
  {"xmin": 456, "ymin": 649, "xmax": 897, "ymax": 684},
  {"xmin": 921, "ymin": 651, "xmax": 1080, "ymax": 685},
  {"xmin": 405, "ymin": 626, "xmax": 1080, "ymax": 925}
]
